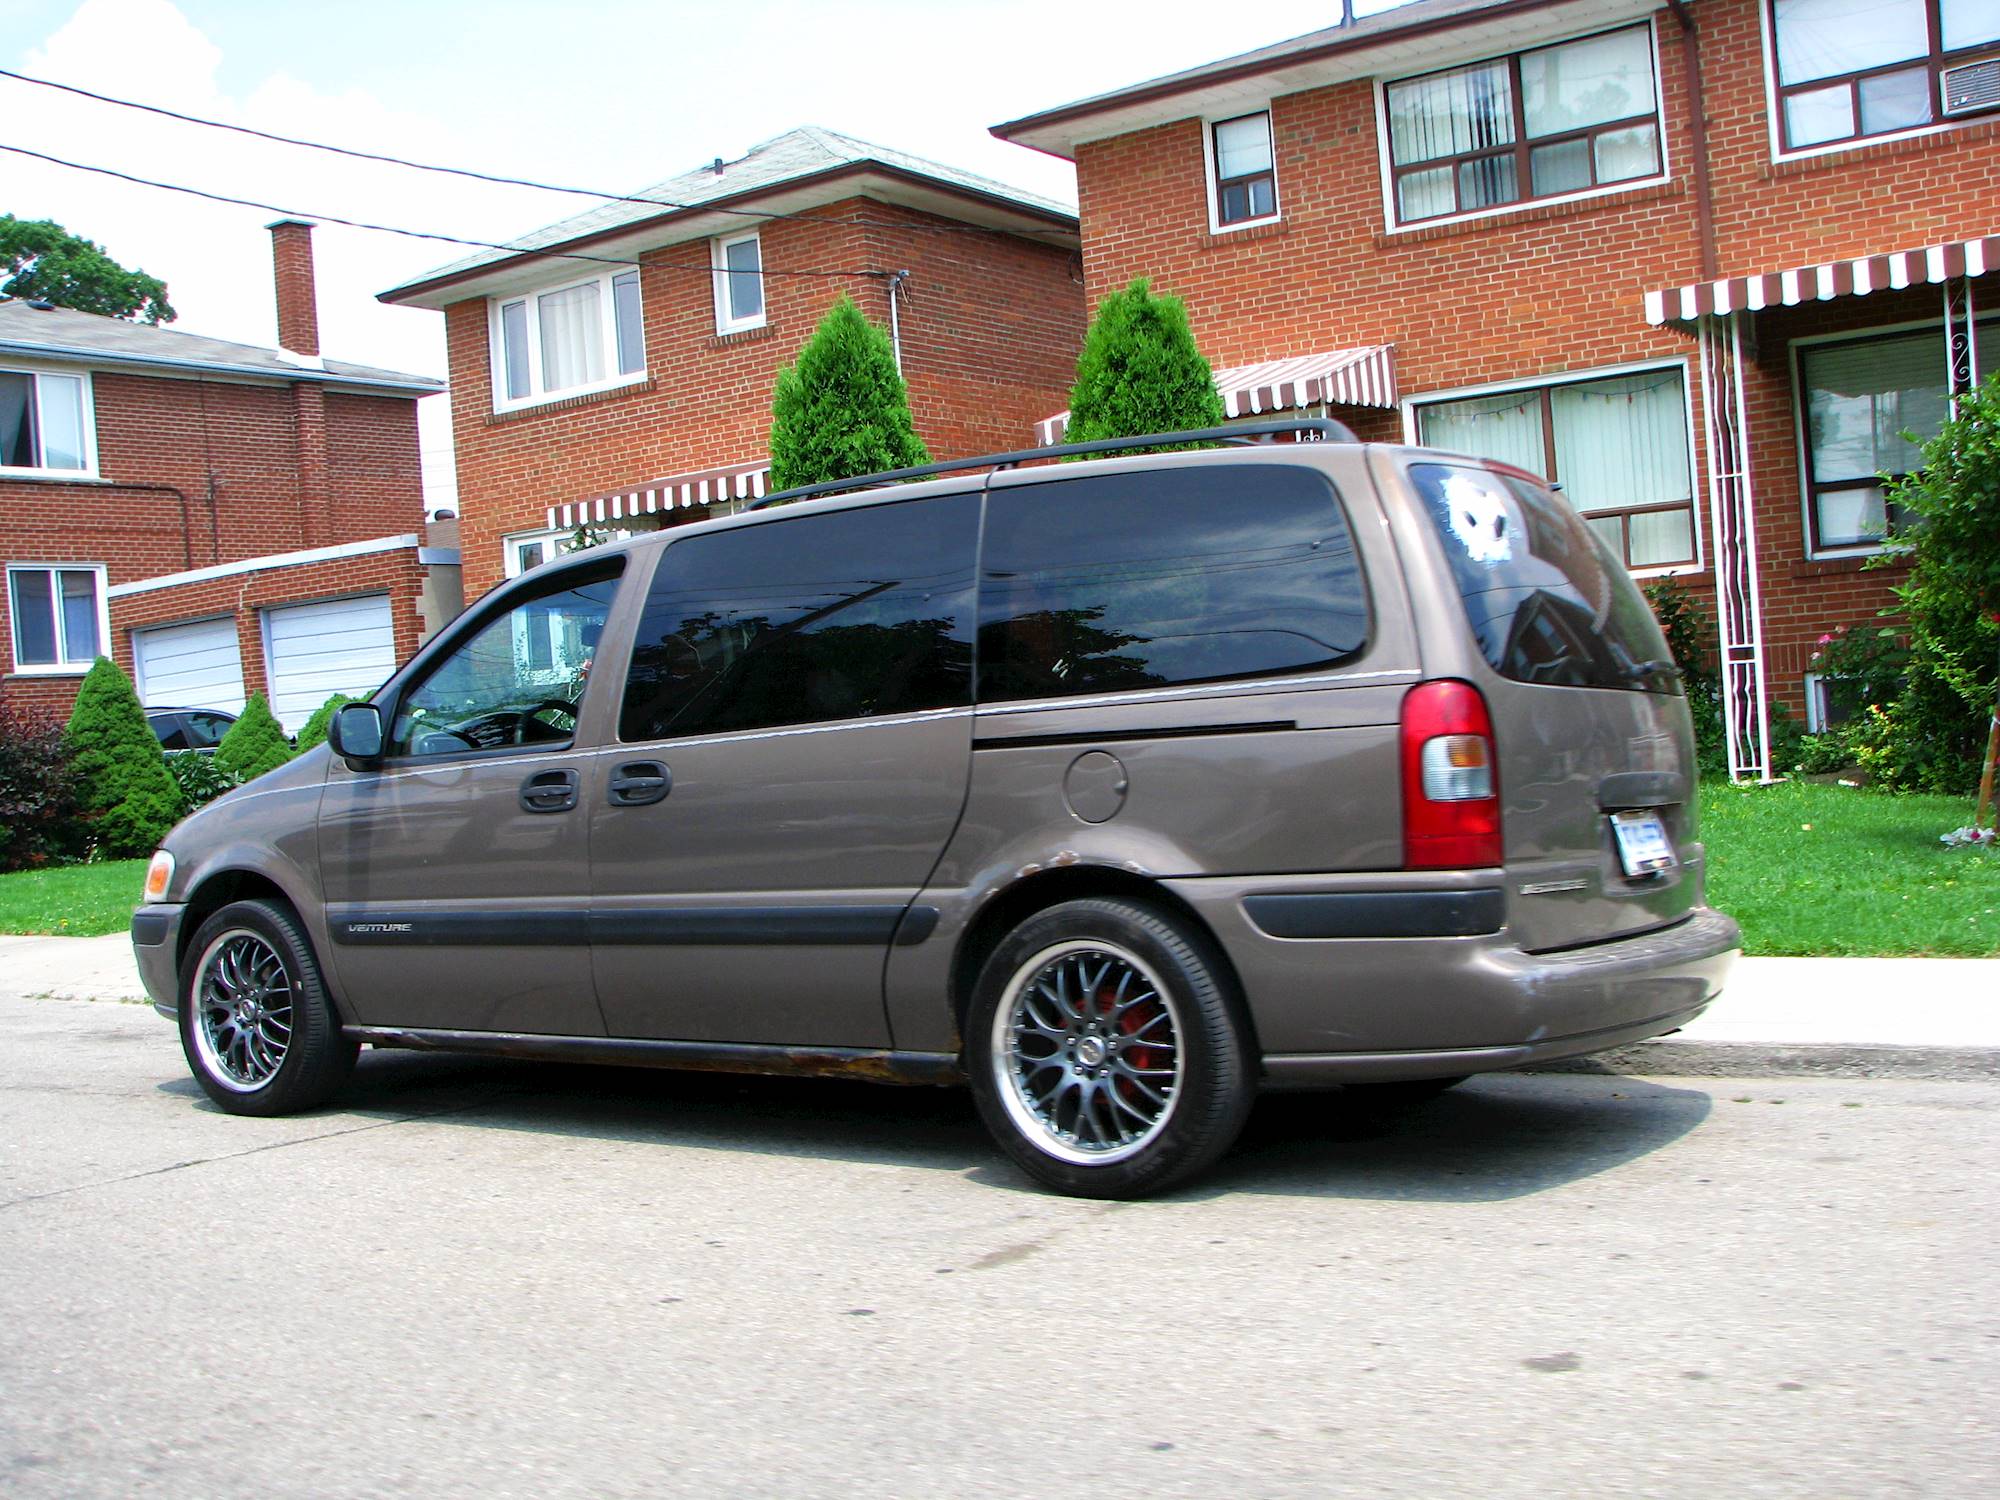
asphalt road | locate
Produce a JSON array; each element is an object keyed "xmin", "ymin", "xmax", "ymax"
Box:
[{"xmin": 2, "ymin": 993, "xmax": 1995, "ymax": 1499}]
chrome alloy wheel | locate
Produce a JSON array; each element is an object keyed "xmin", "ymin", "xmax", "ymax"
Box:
[
  {"xmin": 990, "ymin": 939, "xmax": 1184, "ymax": 1167},
  {"xmin": 190, "ymin": 928, "xmax": 295, "ymax": 1092}
]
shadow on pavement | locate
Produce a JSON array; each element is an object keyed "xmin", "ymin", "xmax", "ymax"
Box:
[{"xmin": 157, "ymin": 1050, "xmax": 1713, "ymax": 1202}]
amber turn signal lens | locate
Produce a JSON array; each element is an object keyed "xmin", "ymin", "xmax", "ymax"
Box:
[{"xmin": 143, "ymin": 851, "xmax": 175, "ymax": 903}]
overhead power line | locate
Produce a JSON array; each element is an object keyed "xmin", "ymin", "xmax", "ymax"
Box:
[
  {"xmin": 0, "ymin": 142, "xmax": 886, "ymax": 281},
  {"xmin": 0, "ymin": 65, "xmax": 1076, "ymax": 246}
]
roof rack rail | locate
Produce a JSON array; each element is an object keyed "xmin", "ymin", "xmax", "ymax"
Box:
[{"xmin": 746, "ymin": 415, "xmax": 1358, "ymax": 510}]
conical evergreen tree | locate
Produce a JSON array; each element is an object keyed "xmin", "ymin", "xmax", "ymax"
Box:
[
  {"xmin": 768, "ymin": 295, "xmax": 929, "ymax": 491},
  {"xmin": 1063, "ymin": 277, "xmax": 1224, "ymax": 450},
  {"xmin": 214, "ymin": 692, "xmax": 293, "ymax": 784},
  {"xmin": 293, "ymin": 693, "xmax": 358, "ymax": 754},
  {"xmin": 63, "ymin": 657, "xmax": 182, "ymax": 855}
]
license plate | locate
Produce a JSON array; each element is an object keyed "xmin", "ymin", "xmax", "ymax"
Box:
[{"xmin": 1610, "ymin": 809, "xmax": 1678, "ymax": 877}]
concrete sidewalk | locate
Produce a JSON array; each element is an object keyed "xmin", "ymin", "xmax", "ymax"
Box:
[{"xmin": 2, "ymin": 931, "xmax": 1994, "ymax": 1073}]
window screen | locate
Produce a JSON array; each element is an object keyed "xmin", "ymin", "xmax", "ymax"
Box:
[
  {"xmin": 620, "ymin": 493, "xmax": 979, "ymax": 742},
  {"xmin": 977, "ymin": 464, "xmax": 1368, "ymax": 703}
]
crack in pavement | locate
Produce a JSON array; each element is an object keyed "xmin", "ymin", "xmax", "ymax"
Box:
[{"xmin": 0, "ymin": 1091, "xmax": 526, "ymax": 1213}]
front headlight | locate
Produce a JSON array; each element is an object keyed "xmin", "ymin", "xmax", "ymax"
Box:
[{"xmin": 143, "ymin": 850, "xmax": 176, "ymax": 903}]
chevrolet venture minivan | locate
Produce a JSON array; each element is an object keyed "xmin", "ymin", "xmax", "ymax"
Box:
[{"xmin": 133, "ymin": 420, "xmax": 1738, "ymax": 1198}]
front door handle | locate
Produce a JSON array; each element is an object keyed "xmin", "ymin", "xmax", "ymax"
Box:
[
  {"xmin": 519, "ymin": 767, "xmax": 580, "ymax": 814},
  {"xmin": 607, "ymin": 760, "xmax": 672, "ymax": 807}
]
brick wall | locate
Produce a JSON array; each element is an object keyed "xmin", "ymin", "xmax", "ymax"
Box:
[
  {"xmin": 442, "ymin": 197, "xmax": 1084, "ymax": 599},
  {"xmin": 1058, "ymin": 0, "xmax": 2000, "ymax": 716},
  {"xmin": 2, "ymin": 364, "xmax": 430, "ymax": 720}
]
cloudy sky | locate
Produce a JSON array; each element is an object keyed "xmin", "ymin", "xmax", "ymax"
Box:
[{"xmin": 1, "ymin": 0, "xmax": 1406, "ymax": 507}]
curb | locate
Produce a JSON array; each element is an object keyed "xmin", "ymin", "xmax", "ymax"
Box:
[{"xmin": 1531, "ymin": 1040, "xmax": 2000, "ymax": 1081}]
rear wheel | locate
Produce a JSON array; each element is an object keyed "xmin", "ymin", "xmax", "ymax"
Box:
[
  {"xmin": 967, "ymin": 898, "xmax": 1254, "ymax": 1199},
  {"xmin": 178, "ymin": 899, "xmax": 357, "ymax": 1116}
]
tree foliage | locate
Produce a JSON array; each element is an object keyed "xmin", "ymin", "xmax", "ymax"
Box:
[
  {"xmin": 1063, "ymin": 277, "xmax": 1224, "ymax": 450},
  {"xmin": 768, "ymin": 295, "xmax": 928, "ymax": 491},
  {"xmin": 63, "ymin": 657, "xmax": 182, "ymax": 856},
  {"xmin": 0, "ymin": 700, "xmax": 81, "ymax": 871},
  {"xmin": 1, "ymin": 216, "xmax": 175, "ymax": 324},
  {"xmin": 214, "ymin": 693, "xmax": 294, "ymax": 784}
]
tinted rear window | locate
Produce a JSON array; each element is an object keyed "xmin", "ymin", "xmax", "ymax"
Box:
[
  {"xmin": 978, "ymin": 464, "xmax": 1368, "ymax": 703},
  {"xmin": 1409, "ymin": 462, "xmax": 1678, "ymax": 692},
  {"xmin": 620, "ymin": 493, "xmax": 978, "ymax": 741}
]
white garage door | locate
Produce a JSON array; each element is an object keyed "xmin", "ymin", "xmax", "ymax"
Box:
[
  {"xmin": 133, "ymin": 617, "xmax": 246, "ymax": 713},
  {"xmin": 263, "ymin": 594, "xmax": 397, "ymax": 733}
]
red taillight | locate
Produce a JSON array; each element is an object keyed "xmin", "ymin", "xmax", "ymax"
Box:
[{"xmin": 1401, "ymin": 679, "xmax": 1502, "ymax": 869}]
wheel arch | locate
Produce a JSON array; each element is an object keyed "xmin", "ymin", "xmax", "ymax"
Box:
[
  {"xmin": 176, "ymin": 868, "xmax": 350, "ymax": 1021},
  {"xmin": 948, "ymin": 865, "xmax": 1257, "ymax": 1054}
]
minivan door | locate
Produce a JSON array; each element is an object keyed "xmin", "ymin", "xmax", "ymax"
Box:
[
  {"xmin": 587, "ymin": 489, "xmax": 981, "ymax": 1046},
  {"xmin": 317, "ymin": 559, "xmax": 625, "ymax": 1035}
]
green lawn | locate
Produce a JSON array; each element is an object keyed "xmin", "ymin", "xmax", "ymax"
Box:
[
  {"xmin": 0, "ymin": 859, "xmax": 150, "ymax": 937},
  {"xmin": 1, "ymin": 785, "xmax": 1994, "ymax": 955},
  {"xmin": 1701, "ymin": 780, "xmax": 2000, "ymax": 956}
]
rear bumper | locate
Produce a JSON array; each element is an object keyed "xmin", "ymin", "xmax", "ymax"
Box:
[
  {"xmin": 1170, "ymin": 872, "xmax": 1739, "ymax": 1079},
  {"xmin": 131, "ymin": 904, "xmax": 187, "ymax": 1020}
]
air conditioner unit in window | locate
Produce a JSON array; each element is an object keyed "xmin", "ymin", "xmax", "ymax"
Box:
[{"xmin": 1941, "ymin": 56, "xmax": 2000, "ymax": 116}]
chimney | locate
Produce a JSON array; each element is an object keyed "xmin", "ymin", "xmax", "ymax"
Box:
[{"xmin": 267, "ymin": 218, "xmax": 320, "ymax": 358}]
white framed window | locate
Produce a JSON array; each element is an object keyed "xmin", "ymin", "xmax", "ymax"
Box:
[
  {"xmin": 489, "ymin": 268, "xmax": 646, "ymax": 411},
  {"xmin": 1204, "ymin": 110, "xmax": 1281, "ymax": 231},
  {"xmin": 1, "ymin": 366, "xmax": 95, "ymax": 477},
  {"xmin": 1764, "ymin": 0, "xmax": 2000, "ymax": 159},
  {"xmin": 503, "ymin": 529, "xmax": 565, "ymax": 579},
  {"xmin": 1406, "ymin": 360, "xmax": 1701, "ymax": 575},
  {"xmin": 7, "ymin": 562, "xmax": 108, "ymax": 673},
  {"xmin": 1791, "ymin": 314, "xmax": 1998, "ymax": 557},
  {"xmin": 711, "ymin": 232, "xmax": 766, "ymax": 334},
  {"xmin": 1378, "ymin": 21, "xmax": 1669, "ymax": 230}
]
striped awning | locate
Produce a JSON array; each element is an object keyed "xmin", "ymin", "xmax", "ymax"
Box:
[
  {"xmin": 1034, "ymin": 345, "xmax": 1397, "ymax": 446},
  {"xmin": 1645, "ymin": 235, "xmax": 1998, "ymax": 325},
  {"xmin": 548, "ymin": 458, "xmax": 769, "ymax": 530}
]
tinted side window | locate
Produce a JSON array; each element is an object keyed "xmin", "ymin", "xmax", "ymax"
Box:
[
  {"xmin": 620, "ymin": 493, "xmax": 978, "ymax": 742},
  {"xmin": 152, "ymin": 715, "xmax": 189, "ymax": 750},
  {"xmin": 978, "ymin": 464, "xmax": 1368, "ymax": 703},
  {"xmin": 1409, "ymin": 462, "xmax": 1678, "ymax": 692},
  {"xmin": 182, "ymin": 712, "xmax": 234, "ymax": 749}
]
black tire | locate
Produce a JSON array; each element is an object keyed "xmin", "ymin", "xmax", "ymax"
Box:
[
  {"xmin": 966, "ymin": 898, "xmax": 1254, "ymax": 1199},
  {"xmin": 1341, "ymin": 1075, "xmax": 1471, "ymax": 1107},
  {"xmin": 177, "ymin": 898, "xmax": 357, "ymax": 1116}
]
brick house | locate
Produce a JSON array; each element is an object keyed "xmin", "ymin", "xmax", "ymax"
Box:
[
  {"xmin": 993, "ymin": 0, "xmax": 1999, "ymax": 777},
  {"xmin": 2, "ymin": 221, "xmax": 457, "ymax": 734},
  {"xmin": 378, "ymin": 127, "xmax": 1085, "ymax": 601}
]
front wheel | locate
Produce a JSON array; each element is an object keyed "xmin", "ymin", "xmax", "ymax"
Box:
[
  {"xmin": 966, "ymin": 898, "xmax": 1254, "ymax": 1199},
  {"xmin": 178, "ymin": 899, "xmax": 357, "ymax": 1116}
]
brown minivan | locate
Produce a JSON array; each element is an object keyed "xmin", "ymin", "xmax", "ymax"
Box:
[{"xmin": 133, "ymin": 420, "xmax": 1737, "ymax": 1197}]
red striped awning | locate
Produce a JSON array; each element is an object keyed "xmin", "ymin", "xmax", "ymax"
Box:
[
  {"xmin": 548, "ymin": 458, "xmax": 769, "ymax": 531},
  {"xmin": 1645, "ymin": 235, "xmax": 1998, "ymax": 325},
  {"xmin": 1034, "ymin": 345, "xmax": 1397, "ymax": 446}
]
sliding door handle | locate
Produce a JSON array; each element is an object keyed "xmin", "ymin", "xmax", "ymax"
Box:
[{"xmin": 608, "ymin": 761, "xmax": 672, "ymax": 807}]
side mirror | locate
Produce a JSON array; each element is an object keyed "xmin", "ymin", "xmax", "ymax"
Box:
[{"xmin": 329, "ymin": 703, "xmax": 385, "ymax": 767}]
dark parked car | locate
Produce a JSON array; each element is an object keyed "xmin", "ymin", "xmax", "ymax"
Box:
[
  {"xmin": 133, "ymin": 420, "xmax": 1738, "ymax": 1197},
  {"xmin": 147, "ymin": 707, "xmax": 237, "ymax": 752}
]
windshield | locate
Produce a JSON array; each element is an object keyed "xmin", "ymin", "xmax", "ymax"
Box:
[{"xmin": 1409, "ymin": 461, "xmax": 1680, "ymax": 693}]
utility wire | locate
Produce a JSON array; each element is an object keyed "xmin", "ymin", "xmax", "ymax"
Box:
[
  {"xmin": 0, "ymin": 142, "xmax": 886, "ymax": 280},
  {"xmin": 0, "ymin": 65, "xmax": 1076, "ymax": 246}
]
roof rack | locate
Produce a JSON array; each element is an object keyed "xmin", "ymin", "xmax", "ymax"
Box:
[{"xmin": 746, "ymin": 415, "xmax": 1358, "ymax": 511}]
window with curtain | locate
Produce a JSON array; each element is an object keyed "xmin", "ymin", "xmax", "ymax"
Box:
[
  {"xmin": 491, "ymin": 269, "xmax": 646, "ymax": 407},
  {"xmin": 8, "ymin": 564, "xmax": 104, "ymax": 670},
  {"xmin": 1415, "ymin": 367, "xmax": 1696, "ymax": 570},
  {"xmin": 1771, "ymin": 0, "xmax": 2000, "ymax": 150},
  {"xmin": 712, "ymin": 233, "xmax": 765, "ymax": 333},
  {"xmin": 1211, "ymin": 112, "xmax": 1279, "ymax": 226},
  {"xmin": 0, "ymin": 369, "xmax": 90, "ymax": 473},
  {"xmin": 1799, "ymin": 319, "xmax": 1999, "ymax": 551},
  {"xmin": 1384, "ymin": 22, "xmax": 1663, "ymax": 224}
]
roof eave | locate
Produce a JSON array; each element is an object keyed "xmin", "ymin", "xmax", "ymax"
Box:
[
  {"xmin": 0, "ymin": 337, "xmax": 442, "ymax": 395},
  {"xmin": 378, "ymin": 162, "xmax": 1080, "ymax": 310}
]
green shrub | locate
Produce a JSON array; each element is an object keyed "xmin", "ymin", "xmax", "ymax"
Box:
[
  {"xmin": 214, "ymin": 693, "xmax": 293, "ymax": 783},
  {"xmin": 294, "ymin": 693, "xmax": 357, "ymax": 753},
  {"xmin": 1064, "ymin": 278, "xmax": 1224, "ymax": 452},
  {"xmin": 0, "ymin": 699, "xmax": 82, "ymax": 871},
  {"xmin": 1643, "ymin": 578, "xmax": 1726, "ymax": 777},
  {"xmin": 768, "ymin": 295, "xmax": 928, "ymax": 491},
  {"xmin": 63, "ymin": 657, "xmax": 182, "ymax": 857},
  {"xmin": 163, "ymin": 748, "xmax": 236, "ymax": 811}
]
